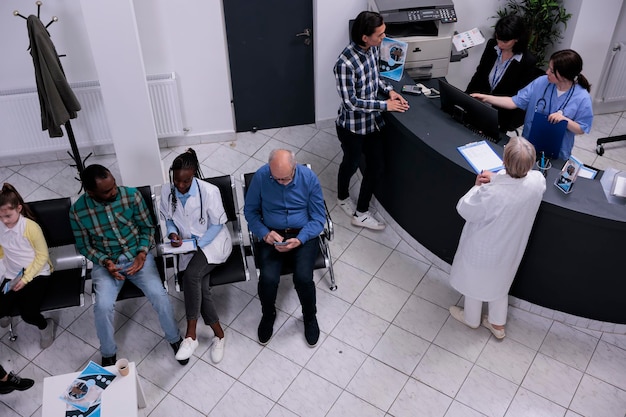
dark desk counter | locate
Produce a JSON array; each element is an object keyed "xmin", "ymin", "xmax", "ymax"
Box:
[{"xmin": 377, "ymin": 78, "xmax": 626, "ymax": 324}]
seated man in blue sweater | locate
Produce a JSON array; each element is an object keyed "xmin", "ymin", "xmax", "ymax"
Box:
[{"xmin": 244, "ymin": 149, "xmax": 326, "ymax": 348}]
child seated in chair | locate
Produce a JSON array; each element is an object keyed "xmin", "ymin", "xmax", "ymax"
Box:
[
  {"xmin": 0, "ymin": 183, "xmax": 55, "ymax": 349},
  {"xmin": 160, "ymin": 149, "xmax": 231, "ymax": 363}
]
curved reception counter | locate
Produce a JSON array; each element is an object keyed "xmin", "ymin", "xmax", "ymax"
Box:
[{"xmin": 377, "ymin": 79, "xmax": 626, "ymax": 324}]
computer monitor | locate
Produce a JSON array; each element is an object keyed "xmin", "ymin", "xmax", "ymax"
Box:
[{"xmin": 438, "ymin": 79, "xmax": 502, "ymax": 143}]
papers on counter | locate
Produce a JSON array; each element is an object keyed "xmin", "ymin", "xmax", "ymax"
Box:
[{"xmin": 457, "ymin": 141, "xmax": 504, "ymax": 174}]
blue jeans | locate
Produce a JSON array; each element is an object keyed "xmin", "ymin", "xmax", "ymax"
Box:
[
  {"xmin": 91, "ymin": 253, "xmax": 180, "ymax": 357},
  {"xmin": 257, "ymin": 236, "xmax": 318, "ymax": 322}
]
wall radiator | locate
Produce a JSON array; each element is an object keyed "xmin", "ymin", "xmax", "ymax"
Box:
[
  {"xmin": 0, "ymin": 73, "xmax": 183, "ymax": 157},
  {"xmin": 600, "ymin": 42, "xmax": 626, "ymax": 103}
]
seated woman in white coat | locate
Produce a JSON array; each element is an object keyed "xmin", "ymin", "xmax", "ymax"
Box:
[
  {"xmin": 160, "ymin": 149, "xmax": 232, "ymax": 363},
  {"xmin": 448, "ymin": 136, "xmax": 546, "ymax": 339}
]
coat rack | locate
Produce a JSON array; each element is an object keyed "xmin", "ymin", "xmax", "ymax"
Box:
[{"xmin": 14, "ymin": 1, "xmax": 90, "ymax": 187}]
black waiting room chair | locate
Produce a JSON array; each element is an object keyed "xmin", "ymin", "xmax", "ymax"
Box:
[
  {"xmin": 242, "ymin": 165, "xmax": 337, "ymax": 291},
  {"xmin": 89, "ymin": 185, "xmax": 168, "ymax": 304},
  {"xmin": 7, "ymin": 197, "xmax": 87, "ymax": 341},
  {"xmin": 160, "ymin": 174, "xmax": 250, "ymax": 291}
]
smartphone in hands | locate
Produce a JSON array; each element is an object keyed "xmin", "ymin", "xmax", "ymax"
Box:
[{"xmin": 273, "ymin": 241, "xmax": 288, "ymax": 246}]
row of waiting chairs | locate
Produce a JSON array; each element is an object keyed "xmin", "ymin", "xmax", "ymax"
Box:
[{"xmin": 6, "ymin": 170, "xmax": 336, "ymax": 341}]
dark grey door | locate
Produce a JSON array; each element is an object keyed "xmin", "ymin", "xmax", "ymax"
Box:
[{"xmin": 223, "ymin": 0, "xmax": 314, "ymax": 132}]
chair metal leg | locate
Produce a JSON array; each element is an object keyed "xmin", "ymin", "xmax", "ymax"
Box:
[{"xmin": 8, "ymin": 318, "xmax": 17, "ymax": 341}]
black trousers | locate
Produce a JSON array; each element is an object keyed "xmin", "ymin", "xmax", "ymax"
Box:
[
  {"xmin": 0, "ymin": 275, "xmax": 49, "ymax": 329},
  {"xmin": 336, "ymin": 125, "xmax": 384, "ymax": 213}
]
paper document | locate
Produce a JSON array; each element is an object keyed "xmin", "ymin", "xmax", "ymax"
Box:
[
  {"xmin": 160, "ymin": 238, "xmax": 197, "ymax": 255},
  {"xmin": 457, "ymin": 141, "xmax": 504, "ymax": 174},
  {"xmin": 452, "ymin": 28, "xmax": 485, "ymax": 51}
]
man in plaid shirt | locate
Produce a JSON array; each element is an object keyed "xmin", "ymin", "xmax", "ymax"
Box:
[
  {"xmin": 334, "ymin": 10, "xmax": 409, "ymax": 230},
  {"xmin": 70, "ymin": 164, "xmax": 185, "ymax": 367}
]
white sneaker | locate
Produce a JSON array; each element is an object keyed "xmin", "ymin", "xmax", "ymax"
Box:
[
  {"xmin": 210, "ymin": 336, "xmax": 225, "ymax": 364},
  {"xmin": 351, "ymin": 211, "xmax": 385, "ymax": 230},
  {"xmin": 175, "ymin": 337, "xmax": 199, "ymax": 360},
  {"xmin": 337, "ymin": 198, "xmax": 355, "ymax": 218}
]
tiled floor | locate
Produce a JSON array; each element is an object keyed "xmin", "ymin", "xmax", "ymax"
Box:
[{"xmin": 2, "ymin": 113, "xmax": 626, "ymax": 417}]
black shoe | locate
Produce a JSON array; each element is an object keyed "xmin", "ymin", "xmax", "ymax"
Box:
[
  {"xmin": 0, "ymin": 372, "xmax": 35, "ymax": 394},
  {"xmin": 304, "ymin": 317, "xmax": 320, "ymax": 348},
  {"xmin": 258, "ymin": 313, "xmax": 276, "ymax": 345},
  {"xmin": 170, "ymin": 338, "xmax": 189, "ymax": 365},
  {"xmin": 102, "ymin": 354, "xmax": 117, "ymax": 367}
]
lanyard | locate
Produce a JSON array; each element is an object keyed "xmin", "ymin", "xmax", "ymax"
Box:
[
  {"xmin": 490, "ymin": 51, "xmax": 513, "ymax": 91},
  {"xmin": 535, "ymin": 83, "xmax": 574, "ymax": 115}
]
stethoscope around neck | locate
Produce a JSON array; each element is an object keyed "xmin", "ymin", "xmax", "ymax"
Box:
[
  {"xmin": 535, "ymin": 83, "xmax": 574, "ymax": 115},
  {"xmin": 169, "ymin": 177, "xmax": 205, "ymax": 225}
]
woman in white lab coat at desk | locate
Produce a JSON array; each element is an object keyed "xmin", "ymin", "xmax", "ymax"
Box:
[
  {"xmin": 448, "ymin": 137, "xmax": 545, "ymax": 339},
  {"xmin": 160, "ymin": 148, "xmax": 231, "ymax": 363}
]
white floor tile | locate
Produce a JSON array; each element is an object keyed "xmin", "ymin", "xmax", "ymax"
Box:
[
  {"xmin": 346, "ymin": 356, "xmax": 409, "ymax": 411},
  {"xmin": 504, "ymin": 387, "xmax": 566, "ymax": 417},
  {"xmin": 569, "ymin": 374, "xmax": 626, "ymax": 417},
  {"xmin": 521, "ymin": 353, "xmax": 583, "ymax": 408},
  {"xmin": 389, "ymin": 377, "xmax": 452, "ymax": 417},
  {"xmin": 5, "ymin": 121, "xmax": 626, "ymax": 417},
  {"xmin": 413, "ymin": 344, "xmax": 473, "ymax": 398},
  {"xmin": 456, "ymin": 366, "xmax": 517, "ymax": 417},
  {"xmin": 278, "ymin": 368, "xmax": 342, "ymax": 417}
]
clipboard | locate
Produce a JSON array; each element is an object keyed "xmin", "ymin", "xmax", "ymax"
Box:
[
  {"xmin": 457, "ymin": 141, "xmax": 504, "ymax": 174},
  {"xmin": 528, "ymin": 112, "xmax": 567, "ymax": 159}
]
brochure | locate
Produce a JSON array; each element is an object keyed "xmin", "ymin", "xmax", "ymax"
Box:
[
  {"xmin": 554, "ymin": 155, "xmax": 583, "ymax": 194},
  {"xmin": 379, "ymin": 37, "xmax": 408, "ymax": 81},
  {"xmin": 452, "ymin": 28, "xmax": 486, "ymax": 51},
  {"xmin": 59, "ymin": 361, "xmax": 116, "ymax": 416}
]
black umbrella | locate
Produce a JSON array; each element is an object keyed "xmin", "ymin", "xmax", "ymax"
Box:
[{"xmin": 15, "ymin": 3, "xmax": 88, "ymax": 180}]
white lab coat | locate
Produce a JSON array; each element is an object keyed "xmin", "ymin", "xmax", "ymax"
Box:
[
  {"xmin": 160, "ymin": 179, "xmax": 232, "ymax": 270},
  {"xmin": 449, "ymin": 170, "xmax": 546, "ymax": 301}
]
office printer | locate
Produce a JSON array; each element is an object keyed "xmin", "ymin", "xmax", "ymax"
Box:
[{"xmin": 368, "ymin": 0, "xmax": 456, "ymax": 79}]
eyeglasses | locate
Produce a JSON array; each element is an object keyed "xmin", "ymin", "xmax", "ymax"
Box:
[{"xmin": 270, "ymin": 167, "xmax": 295, "ymax": 183}]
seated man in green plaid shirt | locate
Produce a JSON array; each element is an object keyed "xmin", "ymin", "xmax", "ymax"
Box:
[{"xmin": 69, "ymin": 164, "xmax": 185, "ymax": 367}]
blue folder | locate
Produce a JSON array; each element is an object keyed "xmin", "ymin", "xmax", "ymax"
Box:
[{"xmin": 528, "ymin": 112, "xmax": 567, "ymax": 159}]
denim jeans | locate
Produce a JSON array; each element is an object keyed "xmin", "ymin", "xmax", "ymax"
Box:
[
  {"xmin": 91, "ymin": 253, "xmax": 180, "ymax": 357},
  {"xmin": 257, "ymin": 236, "xmax": 318, "ymax": 321},
  {"xmin": 336, "ymin": 125, "xmax": 384, "ymax": 213},
  {"xmin": 181, "ymin": 250, "xmax": 218, "ymax": 325}
]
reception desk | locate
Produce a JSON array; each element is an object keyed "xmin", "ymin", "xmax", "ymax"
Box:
[{"xmin": 376, "ymin": 78, "xmax": 626, "ymax": 324}]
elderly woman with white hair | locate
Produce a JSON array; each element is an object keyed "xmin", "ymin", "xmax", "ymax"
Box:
[{"xmin": 448, "ymin": 136, "xmax": 546, "ymax": 339}]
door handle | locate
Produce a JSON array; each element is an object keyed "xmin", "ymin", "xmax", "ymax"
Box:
[{"xmin": 296, "ymin": 28, "xmax": 311, "ymax": 37}]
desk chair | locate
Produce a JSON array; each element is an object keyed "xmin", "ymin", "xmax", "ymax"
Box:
[
  {"xmin": 7, "ymin": 197, "xmax": 87, "ymax": 341},
  {"xmin": 167, "ymin": 175, "xmax": 250, "ymax": 291},
  {"xmin": 90, "ymin": 186, "xmax": 168, "ymax": 305},
  {"xmin": 242, "ymin": 166, "xmax": 337, "ymax": 291},
  {"xmin": 596, "ymin": 134, "xmax": 626, "ymax": 156}
]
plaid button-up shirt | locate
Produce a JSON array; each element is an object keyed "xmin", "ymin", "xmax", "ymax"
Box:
[
  {"xmin": 334, "ymin": 42, "xmax": 392, "ymax": 135},
  {"xmin": 70, "ymin": 186, "xmax": 154, "ymax": 266}
]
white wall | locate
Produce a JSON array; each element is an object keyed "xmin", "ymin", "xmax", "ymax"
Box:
[
  {"xmin": 1, "ymin": 0, "xmax": 624, "ymax": 171},
  {"xmin": 314, "ymin": 0, "xmax": 368, "ymax": 124}
]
